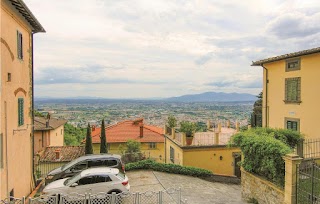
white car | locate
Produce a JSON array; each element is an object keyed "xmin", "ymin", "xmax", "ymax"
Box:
[{"xmin": 42, "ymin": 167, "xmax": 130, "ymax": 195}]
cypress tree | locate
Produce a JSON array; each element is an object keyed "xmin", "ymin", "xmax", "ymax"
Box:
[
  {"xmin": 85, "ymin": 123, "xmax": 93, "ymax": 154},
  {"xmin": 100, "ymin": 119, "xmax": 108, "ymax": 153}
]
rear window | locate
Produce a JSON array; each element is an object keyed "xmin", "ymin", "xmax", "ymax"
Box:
[
  {"xmin": 117, "ymin": 172, "xmax": 125, "ymax": 180},
  {"xmin": 107, "ymin": 159, "xmax": 118, "ymax": 166}
]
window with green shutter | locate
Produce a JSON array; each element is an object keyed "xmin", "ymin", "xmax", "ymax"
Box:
[
  {"xmin": 285, "ymin": 118, "xmax": 300, "ymax": 132},
  {"xmin": 285, "ymin": 77, "xmax": 301, "ymax": 103},
  {"xmin": 18, "ymin": 98, "xmax": 24, "ymax": 126},
  {"xmin": 17, "ymin": 31, "xmax": 23, "ymax": 60}
]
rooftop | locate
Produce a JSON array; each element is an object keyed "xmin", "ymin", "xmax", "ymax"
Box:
[
  {"xmin": 90, "ymin": 118, "xmax": 164, "ymax": 144},
  {"xmin": 39, "ymin": 146, "xmax": 85, "ymax": 162},
  {"xmin": 34, "ymin": 116, "xmax": 67, "ymax": 131},
  {"xmin": 252, "ymin": 47, "xmax": 320, "ymax": 66},
  {"xmin": 6, "ymin": 0, "xmax": 45, "ymax": 33}
]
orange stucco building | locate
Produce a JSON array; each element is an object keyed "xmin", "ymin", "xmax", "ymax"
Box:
[{"xmin": 1, "ymin": 0, "xmax": 45, "ymax": 199}]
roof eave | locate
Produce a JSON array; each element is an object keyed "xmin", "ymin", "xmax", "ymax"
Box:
[{"xmin": 8, "ymin": 0, "xmax": 46, "ymax": 33}]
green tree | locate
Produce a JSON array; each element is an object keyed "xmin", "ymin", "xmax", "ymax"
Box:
[
  {"xmin": 64, "ymin": 123, "xmax": 86, "ymax": 145},
  {"xmin": 85, "ymin": 123, "xmax": 93, "ymax": 154},
  {"xmin": 251, "ymin": 92, "xmax": 262, "ymax": 127},
  {"xmin": 167, "ymin": 115, "xmax": 177, "ymax": 128},
  {"xmin": 100, "ymin": 119, "xmax": 108, "ymax": 153},
  {"xmin": 34, "ymin": 110, "xmax": 45, "ymax": 117},
  {"xmin": 125, "ymin": 140, "xmax": 141, "ymax": 154},
  {"xmin": 179, "ymin": 121, "xmax": 196, "ymax": 137}
]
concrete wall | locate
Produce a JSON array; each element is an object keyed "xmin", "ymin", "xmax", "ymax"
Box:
[
  {"xmin": 183, "ymin": 147, "xmax": 240, "ymax": 176},
  {"xmin": 263, "ymin": 53, "xmax": 320, "ymax": 139},
  {"xmin": 34, "ymin": 131, "xmax": 49, "ymax": 154},
  {"xmin": 1, "ymin": 1, "xmax": 34, "ymax": 199},
  {"xmin": 241, "ymin": 170, "xmax": 284, "ymax": 204},
  {"xmin": 49, "ymin": 125, "xmax": 64, "ymax": 147},
  {"xmin": 92, "ymin": 142, "xmax": 165, "ymax": 163}
]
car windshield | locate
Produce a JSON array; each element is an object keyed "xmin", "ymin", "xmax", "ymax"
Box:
[
  {"xmin": 64, "ymin": 172, "xmax": 81, "ymax": 186},
  {"xmin": 61, "ymin": 157, "xmax": 84, "ymax": 171}
]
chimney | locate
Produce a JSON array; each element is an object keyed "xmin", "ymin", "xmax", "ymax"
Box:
[
  {"xmin": 214, "ymin": 132, "xmax": 220, "ymax": 145},
  {"xmin": 206, "ymin": 120, "xmax": 211, "ymax": 130},
  {"xmin": 236, "ymin": 122, "xmax": 240, "ymax": 132},
  {"xmin": 217, "ymin": 122, "xmax": 222, "ymax": 132},
  {"xmin": 46, "ymin": 121, "xmax": 49, "ymax": 128},
  {"xmin": 92, "ymin": 125, "xmax": 96, "ymax": 131},
  {"xmin": 227, "ymin": 120, "xmax": 230, "ymax": 128},
  {"xmin": 140, "ymin": 125, "xmax": 143, "ymax": 138},
  {"xmin": 55, "ymin": 148, "xmax": 61, "ymax": 160}
]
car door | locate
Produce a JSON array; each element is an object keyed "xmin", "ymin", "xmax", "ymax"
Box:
[
  {"xmin": 92, "ymin": 175, "xmax": 113, "ymax": 193},
  {"xmin": 68, "ymin": 175, "xmax": 95, "ymax": 195}
]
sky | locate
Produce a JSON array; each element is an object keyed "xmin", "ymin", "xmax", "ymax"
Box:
[{"xmin": 24, "ymin": 0, "xmax": 320, "ymax": 99}]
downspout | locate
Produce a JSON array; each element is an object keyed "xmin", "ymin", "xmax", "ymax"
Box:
[
  {"xmin": 31, "ymin": 33, "xmax": 36, "ymax": 186},
  {"xmin": 262, "ymin": 64, "xmax": 268, "ymax": 127}
]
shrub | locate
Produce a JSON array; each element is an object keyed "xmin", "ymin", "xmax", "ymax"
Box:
[
  {"xmin": 230, "ymin": 128, "xmax": 303, "ymax": 187},
  {"xmin": 125, "ymin": 159, "xmax": 212, "ymax": 177},
  {"xmin": 179, "ymin": 121, "xmax": 196, "ymax": 137}
]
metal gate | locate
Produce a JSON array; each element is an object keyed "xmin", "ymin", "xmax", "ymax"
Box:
[{"xmin": 297, "ymin": 160, "xmax": 320, "ymax": 204}]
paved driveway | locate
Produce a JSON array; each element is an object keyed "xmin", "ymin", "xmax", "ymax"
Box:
[{"xmin": 127, "ymin": 170, "xmax": 245, "ymax": 204}]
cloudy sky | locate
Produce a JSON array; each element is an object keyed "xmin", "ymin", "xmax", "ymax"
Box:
[{"xmin": 24, "ymin": 0, "xmax": 320, "ymax": 98}]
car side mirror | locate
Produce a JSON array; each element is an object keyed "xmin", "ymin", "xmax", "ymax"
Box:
[{"xmin": 70, "ymin": 183, "xmax": 78, "ymax": 187}]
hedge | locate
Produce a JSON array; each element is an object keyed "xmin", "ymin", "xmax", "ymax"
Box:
[
  {"xmin": 125, "ymin": 159, "xmax": 212, "ymax": 177},
  {"xmin": 230, "ymin": 128, "xmax": 303, "ymax": 187}
]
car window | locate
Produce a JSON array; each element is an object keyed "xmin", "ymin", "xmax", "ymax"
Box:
[
  {"xmin": 78, "ymin": 176, "xmax": 95, "ymax": 185},
  {"xmin": 106, "ymin": 159, "xmax": 118, "ymax": 167},
  {"xmin": 88, "ymin": 160, "xmax": 104, "ymax": 167},
  {"xmin": 72, "ymin": 162, "xmax": 87, "ymax": 172},
  {"xmin": 94, "ymin": 175, "xmax": 112, "ymax": 183}
]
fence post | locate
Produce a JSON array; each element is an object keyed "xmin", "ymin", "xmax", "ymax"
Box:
[
  {"xmin": 111, "ymin": 192, "xmax": 116, "ymax": 204},
  {"xmin": 178, "ymin": 187, "xmax": 181, "ymax": 204},
  {"xmin": 159, "ymin": 191, "xmax": 162, "ymax": 204},
  {"xmin": 283, "ymin": 154, "xmax": 303, "ymax": 204},
  {"xmin": 296, "ymin": 139, "xmax": 304, "ymax": 158}
]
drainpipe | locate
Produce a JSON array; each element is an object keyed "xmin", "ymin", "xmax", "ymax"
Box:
[
  {"xmin": 262, "ymin": 64, "xmax": 268, "ymax": 127},
  {"xmin": 31, "ymin": 33, "xmax": 36, "ymax": 187}
]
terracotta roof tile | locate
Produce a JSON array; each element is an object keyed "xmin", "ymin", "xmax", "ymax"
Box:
[
  {"xmin": 89, "ymin": 119, "xmax": 164, "ymax": 144},
  {"xmin": 252, "ymin": 47, "xmax": 320, "ymax": 66},
  {"xmin": 39, "ymin": 146, "xmax": 85, "ymax": 162},
  {"xmin": 34, "ymin": 116, "xmax": 67, "ymax": 131}
]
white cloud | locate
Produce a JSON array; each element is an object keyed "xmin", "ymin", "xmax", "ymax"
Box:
[{"xmin": 23, "ymin": 0, "xmax": 320, "ymax": 98}]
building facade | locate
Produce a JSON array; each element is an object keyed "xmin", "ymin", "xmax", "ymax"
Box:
[
  {"xmin": 252, "ymin": 47, "xmax": 320, "ymax": 139},
  {"xmin": 89, "ymin": 118, "xmax": 165, "ymax": 163},
  {"xmin": 0, "ymin": 0, "xmax": 45, "ymax": 199},
  {"xmin": 164, "ymin": 123, "xmax": 241, "ymax": 177},
  {"xmin": 34, "ymin": 116, "xmax": 67, "ymax": 154}
]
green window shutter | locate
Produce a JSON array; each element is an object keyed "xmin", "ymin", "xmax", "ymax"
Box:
[
  {"xmin": 17, "ymin": 30, "xmax": 20, "ymax": 58},
  {"xmin": 18, "ymin": 98, "xmax": 24, "ymax": 126}
]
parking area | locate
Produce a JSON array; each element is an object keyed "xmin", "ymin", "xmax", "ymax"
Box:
[{"xmin": 127, "ymin": 170, "xmax": 245, "ymax": 204}]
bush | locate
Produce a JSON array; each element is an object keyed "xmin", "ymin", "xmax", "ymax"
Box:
[
  {"xmin": 125, "ymin": 159, "xmax": 212, "ymax": 177},
  {"xmin": 230, "ymin": 128, "xmax": 303, "ymax": 187}
]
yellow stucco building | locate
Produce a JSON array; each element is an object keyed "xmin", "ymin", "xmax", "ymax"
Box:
[
  {"xmin": 164, "ymin": 123, "xmax": 241, "ymax": 177},
  {"xmin": 89, "ymin": 119, "xmax": 165, "ymax": 163},
  {"xmin": 0, "ymin": 0, "xmax": 45, "ymax": 199},
  {"xmin": 34, "ymin": 116, "xmax": 67, "ymax": 154},
  {"xmin": 252, "ymin": 47, "xmax": 320, "ymax": 139}
]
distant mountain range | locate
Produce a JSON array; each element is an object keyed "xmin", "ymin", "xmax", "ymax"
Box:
[
  {"xmin": 165, "ymin": 92, "xmax": 257, "ymax": 102},
  {"xmin": 35, "ymin": 92, "xmax": 257, "ymax": 103}
]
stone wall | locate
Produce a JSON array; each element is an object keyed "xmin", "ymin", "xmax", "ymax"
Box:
[{"xmin": 241, "ymin": 169, "xmax": 284, "ymax": 204}]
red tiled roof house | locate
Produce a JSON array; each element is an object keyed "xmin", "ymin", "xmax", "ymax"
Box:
[{"xmin": 88, "ymin": 118, "xmax": 165, "ymax": 162}]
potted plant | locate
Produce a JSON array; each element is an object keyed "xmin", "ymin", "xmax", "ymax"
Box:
[
  {"xmin": 167, "ymin": 115, "xmax": 177, "ymax": 134},
  {"xmin": 179, "ymin": 121, "xmax": 196, "ymax": 145}
]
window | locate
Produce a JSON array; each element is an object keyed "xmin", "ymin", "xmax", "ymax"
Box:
[
  {"xmin": 94, "ymin": 175, "xmax": 112, "ymax": 183},
  {"xmin": 285, "ymin": 118, "xmax": 300, "ymax": 132},
  {"xmin": 18, "ymin": 98, "xmax": 24, "ymax": 126},
  {"xmin": 17, "ymin": 31, "xmax": 23, "ymax": 59},
  {"xmin": 285, "ymin": 77, "xmax": 301, "ymax": 103},
  {"xmin": 78, "ymin": 176, "xmax": 94, "ymax": 185},
  {"xmin": 72, "ymin": 162, "xmax": 87, "ymax": 172},
  {"xmin": 7, "ymin": 73, "xmax": 11, "ymax": 82},
  {"xmin": 149, "ymin": 142, "xmax": 156, "ymax": 149},
  {"xmin": 106, "ymin": 159, "xmax": 118, "ymax": 167},
  {"xmin": 170, "ymin": 146, "xmax": 175, "ymax": 163},
  {"xmin": 286, "ymin": 58, "xmax": 300, "ymax": 72},
  {"xmin": 0, "ymin": 134, "xmax": 3, "ymax": 168},
  {"xmin": 61, "ymin": 129, "xmax": 63, "ymax": 135}
]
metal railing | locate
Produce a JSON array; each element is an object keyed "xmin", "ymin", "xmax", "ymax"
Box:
[
  {"xmin": 297, "ymin": 138, "xmax": 320, "ymax": 159},
  {"xmin": 2, "ymin": 188, "xmax": 187, "ymax": 204}
]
